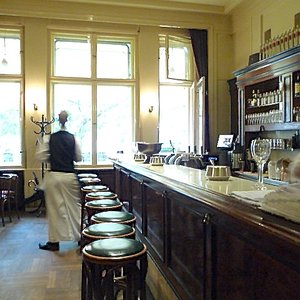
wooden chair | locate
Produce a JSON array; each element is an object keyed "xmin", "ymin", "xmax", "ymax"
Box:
[
  {"xmin": 3, "ymin": 173, "xmax": 20, "ymax": 219},
  {"xmin": 0, "ymin": 176, "xmax": 12, "ymax": 226}
]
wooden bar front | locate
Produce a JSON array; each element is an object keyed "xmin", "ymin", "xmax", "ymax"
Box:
[{"xmin": 114, "ymin": 161, "xmax": 300, "ymax": 300}]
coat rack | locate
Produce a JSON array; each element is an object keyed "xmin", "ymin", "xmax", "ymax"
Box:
[
  {"xmin": 25, "ymin": 114, "xmax": 55, "ymax": 216},
  {"xmin": 30, "ymin": 114, "xmax": 55, "ymax": 177},
  {"xmin": 30, "ymin": 114, "xmax": 54, "ymax": 136}
]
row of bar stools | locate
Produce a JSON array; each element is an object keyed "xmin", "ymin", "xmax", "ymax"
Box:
[
  {"xmin": 81, "ymin": 238, "xmax": 148, "ymax": 300},
  {"xmin": 79, "ymin": 175, "xmax": 148, "ymax": 299},
  {"xmin": 80, "ymin": 185, "xmax": 110, "ymax": 232}
]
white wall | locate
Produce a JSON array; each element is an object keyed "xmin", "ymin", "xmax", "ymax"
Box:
[{"xmin": 231, "ymin": 0, "xmax": 300, "ymax": 71}]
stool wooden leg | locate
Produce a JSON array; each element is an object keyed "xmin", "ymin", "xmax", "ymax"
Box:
[
  {"xmin": 81, "ymin": 260, "xmax": 89, "ymax": 300},
  {"xmin": 103, "ymin": 268, "xmax": 115, "ymax": 300},
  {"xmin": 139, "ymin": 254, "xmax": 148, "ymax": 300},
  {"xmin": 93, "ymin": 264, "xmax": 104, "ymax": 300}
]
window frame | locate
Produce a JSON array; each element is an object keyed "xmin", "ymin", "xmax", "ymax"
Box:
[
  {"xmin": 49, "ymin": 31, "xmax": 137, "ymax": 167},
  {"xmin": 158, "ymin": 33, "xmax": 198, "ymax": 153},
  {"xmin": 166, "ymin": 34, "xmax": 194, "ymax": 82},
  {"xmin": 0, "ymin": 26, "xmax": 24, "ymax": 169}
]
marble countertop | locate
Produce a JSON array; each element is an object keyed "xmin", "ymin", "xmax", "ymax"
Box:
[{"xmin": 118, "ymin": 160, "xmax": 277, "ymax": 197}]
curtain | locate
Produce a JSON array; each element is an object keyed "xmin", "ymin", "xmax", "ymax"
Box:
[{"xmin": 189, "ymin": 29, "xmax": 210, "ymax": 152}]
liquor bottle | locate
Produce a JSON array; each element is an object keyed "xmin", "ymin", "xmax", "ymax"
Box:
[{"xmin": 295, "ymin": 74, "xmax": 300, "ymax": 98}]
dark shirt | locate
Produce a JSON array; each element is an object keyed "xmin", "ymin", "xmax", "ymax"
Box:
[{"xmin": 49, "ymin": 131, "xmax": 76, "ymax": 173}]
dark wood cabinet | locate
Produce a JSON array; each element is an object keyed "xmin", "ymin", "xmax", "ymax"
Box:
[
  {"xmin": 113, "ymin": 163, "xmax": 300, "ymax": 300},
  {"xmin": 234, "ymin": 45, "xmax": 300, "ymax": 148},
  {"xmin": 130, "ymin": 173, "xmax": 143, "ymax": 231},
  {"xmin": 167, "ymin": 190, "xmax": 212, "ymax": 300},
  {"xmin": 143, "ymin": 182, "xmax": 165, "ymax": 260},
  {"xmin": 212, "ymin": 213, "xmax": 300, "ymax": 300}
]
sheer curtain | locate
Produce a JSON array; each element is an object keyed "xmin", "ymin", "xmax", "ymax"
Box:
[{"xmin": 189, "ymin": 29, "xmax": 210, "ymax": 152}]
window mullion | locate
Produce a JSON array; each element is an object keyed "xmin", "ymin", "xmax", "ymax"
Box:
[{"xmin": 91, "ymin": 34, "xmax": 97, "ymax": 165}]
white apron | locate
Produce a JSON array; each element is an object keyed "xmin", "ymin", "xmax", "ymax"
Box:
[{"xmin": 43, "ymin": 171, "xmax": 81, "ymax": 242}]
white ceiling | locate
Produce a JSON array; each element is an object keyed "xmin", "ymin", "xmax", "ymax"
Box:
[{"xmin": 55, "ymin": 0, "xmax": 243, "ymax": 14}]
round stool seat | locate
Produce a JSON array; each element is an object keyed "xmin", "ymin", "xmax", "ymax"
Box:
[
  {"xmin": 82, "ymin": 223, "xmax": 135, "ymax": 239},
  {"xmin": 79, "ymin": 177, "xmax": 101, "ymax": 186},
  {"xmin": 85, "ymin": 191, "xmax": 118, "ymax": 201},
  {"xmin": 81, "ymin": 185, "xmax": 108, "ymax": 193},
  {"xmin": 91, "ymin": 211, "xmax": 136, "ymax": 225},
  {"xmin": 83, "ymin": 238, "xmax": 146, "ymax": 259},
  {"xmin": 85, "ymin": 199, "xmax": 122, "ymax": 210},
  {"xmin": 78, "ymin": 173, "xmax": 98, "ymax": 178}
]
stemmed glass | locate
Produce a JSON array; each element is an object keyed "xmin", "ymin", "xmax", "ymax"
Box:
[{"xmin": 250, "ymin": 138, "xmax": 271, "ymax": 189}]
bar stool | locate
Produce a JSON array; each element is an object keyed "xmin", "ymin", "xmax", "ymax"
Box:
[
  {"xmin": 85, "ymin": 199, "xmax": 123, "ymax": 225},
  {"xmin": 78, "ymin": 173, "xmax": 98, "ymax": 179},
  {"xmin": 91, "ymin": 211, "xmax": 136, "ymax": 226},
  {"xmin": 85, "ymin": 191, "xmax": 118, "ymax": 202},
  {"xmin": 81, "ymin": 185, "xmax": 109, "ymax": 199},
  {"xmin": 81, "ymin": 238, "xmax": 148, "ymax": 300},
  {"xmin": 81, "ymin": 222, "xmax": 135, "ymax": 247},
  {"xmin": 79, "ymin": 177, "xmax": 102, "ymax": 187},
  {"xmin": 80, "ymin": 185, "xmax": 109, "ymax": 228}
]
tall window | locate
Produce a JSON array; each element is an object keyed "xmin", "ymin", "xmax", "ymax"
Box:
[
  {"xmin": 159, "ymin": 34, "xmax": 196, "ymax": 153},
  {"xmin": 0, "ymin": 28, "xmax": 23, "ymax": 167},
  {"xmin": 51, "ymin": 33, "xmax": 135, "ymax": 165}
]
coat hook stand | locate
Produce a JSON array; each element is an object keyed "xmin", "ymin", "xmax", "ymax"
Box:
[
  {"xmin": 25, "ymin": 114, "xmax": 55, "ymax": 216},
  {"xmin": 30, "ymin": 114, "xmax": 55, "ymax": 138},
  {"xmin": 31, "ymin": 114, "xmax": 55, "ymax": 178}
]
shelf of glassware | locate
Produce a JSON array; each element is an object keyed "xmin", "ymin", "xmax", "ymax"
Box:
[{"xmin": 244, "ymin": 122, "xmax": 299, "ymax": 132}]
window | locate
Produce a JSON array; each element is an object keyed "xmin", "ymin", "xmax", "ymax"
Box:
[
  {"xmin": 0, "ymin": 28, "xmax": 23, "ymax": 167},
  {"xmin": 166, "ymin": 35, "xmax": 193, "ymax": 81},
  {"xmin": 159, "ymin": 34, "xmax": 196, "ymax": 153},
  {"xmin": 51, "ymin": 33, "xmax": 135, "ymax": 165}
]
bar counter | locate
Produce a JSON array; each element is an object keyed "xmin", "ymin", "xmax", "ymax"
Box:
[{"xmin": 113, "ymin": 160, "xmax": 300, "ymax": 300}]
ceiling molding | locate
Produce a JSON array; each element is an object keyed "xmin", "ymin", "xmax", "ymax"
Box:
[{"xmin": 52, "ymin": 0, "xmax": 242, "ymax": 14}]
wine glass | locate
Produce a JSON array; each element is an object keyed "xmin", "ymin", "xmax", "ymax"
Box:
[{"xmin": 250, "ymin": 138, "xmax": 271, "ymax": 189}]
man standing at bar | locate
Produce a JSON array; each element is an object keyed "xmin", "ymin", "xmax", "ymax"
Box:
[{"xmin": 36, "ymin": 110, "xmax": 82, "ymax": 251}]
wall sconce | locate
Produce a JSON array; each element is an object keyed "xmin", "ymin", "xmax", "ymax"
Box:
[
  {"xmin": 148, "ymin": 105, "xmax": 154, "ymax": 113},
  {"xmin": 33, "ymin": 103, "xmax": 38, "ymax": 111}
]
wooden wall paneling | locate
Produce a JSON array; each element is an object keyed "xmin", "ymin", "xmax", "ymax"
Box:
[
  {"xmin": 97, "ymin": 169, "xmax": 115, "ymax": 192},
  {"xmin": 143, "ymin": 181, "xmax": 165, "ymax": 261},
  {"xmin": 166, "ymin": 190, "xmax": 208, "ymax": 300},
  {"xmin": 130, "ymin": 173, "xmax": 143, "ymax": 230},
  {"xmin": 213, "ymin": 225, "xmax": 300, "ymax": 300},
  {"xmin": 120, "ymin": 168, "xmax": 131, "ymax": 203}
]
